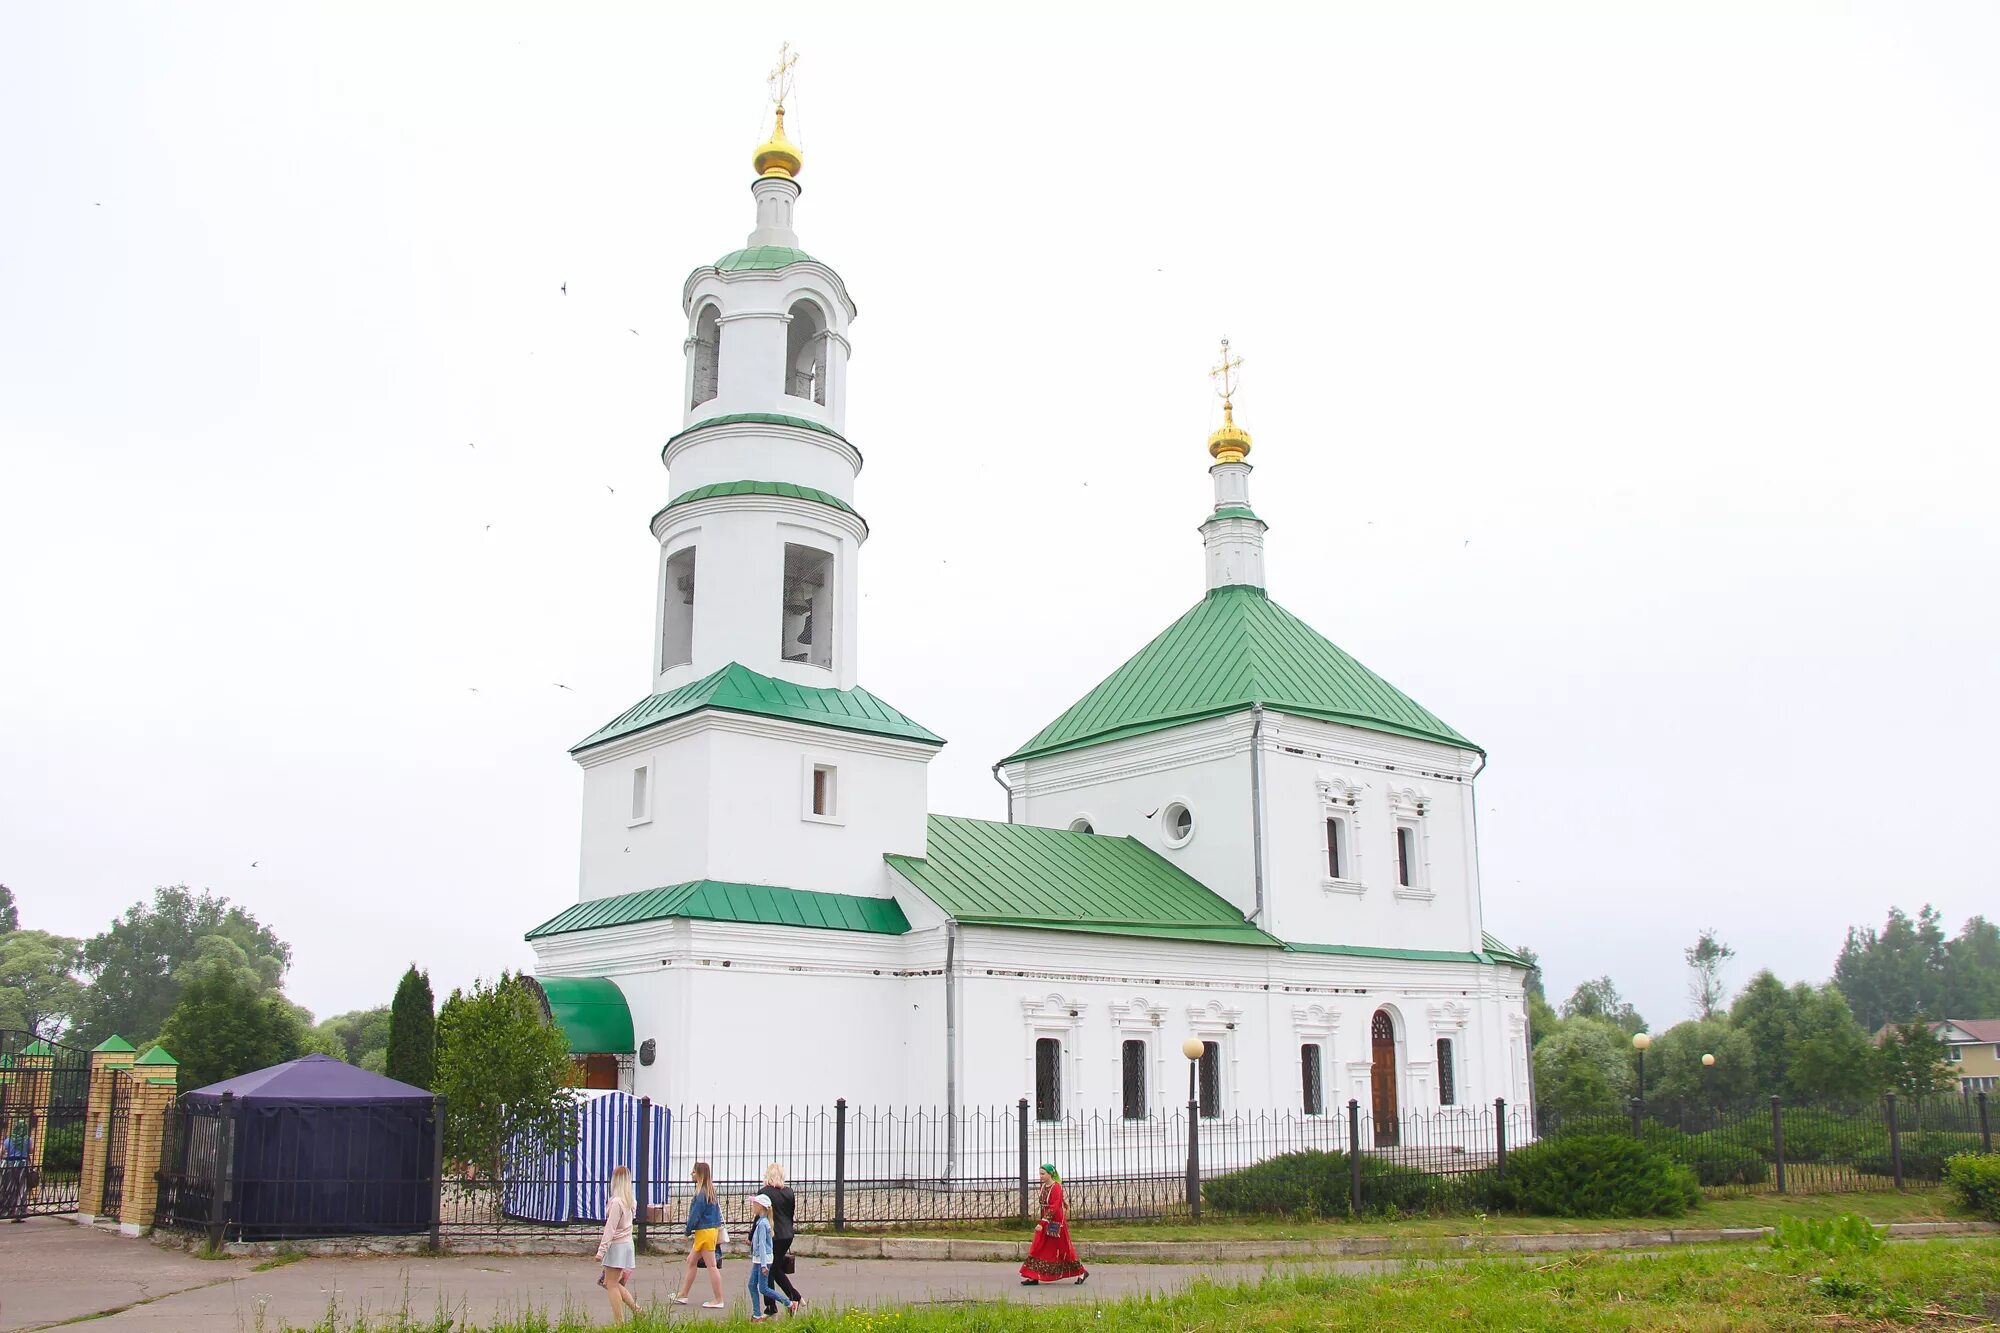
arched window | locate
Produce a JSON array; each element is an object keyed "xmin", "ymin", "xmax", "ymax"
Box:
[
  {"xmin": 785, "ymin": 300, "xmax": 827, "ymax": 405},
  {"xmin": 661, "ymin": 546, "xmax": 696, "ymax": 669},
  {"xmin": 689, "ymin": 305, "xmax": 720, "ymax": 408},
  {"xmin": 780, "ymin": 543, "xmax": 834, "ymax": 670}
]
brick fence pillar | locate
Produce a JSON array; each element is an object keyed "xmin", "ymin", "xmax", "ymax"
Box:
[
  {"xmin": 117, "ymin": 1046, "xmax": 180, "ymax": 1237},
  {"xmin": 78, "ymin": 1036, "xmax": 137, "ymax": 1225}
]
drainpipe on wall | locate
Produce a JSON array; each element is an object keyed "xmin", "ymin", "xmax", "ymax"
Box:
[
  {"xmin": 990, "ymin": 762, "xmax": 1014, "ymax": 824},
  {"xmin": 944, "ymin": 921, "xmax": 960, "ymax": 1175},
  {"xmin": 1249, "ymin": 704, "xmax": 1268, "ymax": 926}
]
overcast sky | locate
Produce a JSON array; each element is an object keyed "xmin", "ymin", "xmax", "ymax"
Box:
[{"xmin": 4, "ymin": 2, "xmax": 1996, "ymax": 1037}]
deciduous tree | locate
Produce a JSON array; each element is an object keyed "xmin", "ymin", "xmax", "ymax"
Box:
[
  {"xmin": 1560, "ymin": 977, "xmax": 1647, "ymax": 1037},
  {"xmin": 1875, "ymin": 1020, "xmax": 1956, "ymax": 1097},
  {"xmin": 435, "ymin": 973, "xmax": 575, "ymax": 1175},
  {"xmin": 157, "ymin": 956, "xmax": 304, "ymax": 1090},
  {"xmin": 74, "ymin": 885, "xmax": 291, "ymax": 1047},
  {"xmin": 1834, "ymin": 906, "xmax": 1947, "ymax": 1030},
  {"xmin": 1532, "ymin": 1018, "xmax": 1633, "ymax": 1118},
  {"xmin": 1684, "ymin": 929, "xmax": 1735, "ymax": 1020},
  {"xmin": 0, "ymin": 930, "xmax": 85, "ymax": 1038}
]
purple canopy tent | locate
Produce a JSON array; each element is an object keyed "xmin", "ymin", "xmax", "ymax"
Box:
[{"xmin": 180, "ymin": 1054, "xmax": 436, "ymax": 1240}]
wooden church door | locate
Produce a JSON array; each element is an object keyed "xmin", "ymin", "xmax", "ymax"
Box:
[{"xmin": 1370, "ymin": 1011, "xmax": 1399, "ymax": 1146}]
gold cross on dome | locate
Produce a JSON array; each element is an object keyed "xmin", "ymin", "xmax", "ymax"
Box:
[
  {"xmin": 767, "ymin": 42, "xmax": 798, "ymax": 110},
  {"xmin": 1209, "ymin": 338, "xmax": 1244, "ymax": 406}
]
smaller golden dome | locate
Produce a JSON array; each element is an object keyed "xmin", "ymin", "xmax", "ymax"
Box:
[
  {"xmin": 1208, "ymin": 401, "xmax": 1252, "ymax": 464},
  {"xmin": 753, "ymin": 106, "xmax": 803, "ymax": 180}
]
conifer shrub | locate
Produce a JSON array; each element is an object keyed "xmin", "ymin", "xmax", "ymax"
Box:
[
  {"xmin": 1205, "ymin": 1150, "xmax": 1445, "ymax": 1218},
  {"xmin": 1943, "ymin": 1153, "xmax": 2000, "ymax": 1221},
  {"xmin": 1490, "ymin": 1133, "xmax": 1700, "ymax": 1218}
]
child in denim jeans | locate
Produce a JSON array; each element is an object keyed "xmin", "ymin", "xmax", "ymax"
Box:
[{"xmin": 746, "ymin": 1193, "xmax": 795, "ymax": 1321}]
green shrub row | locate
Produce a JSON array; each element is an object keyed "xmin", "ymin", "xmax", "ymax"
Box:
[
  {"xmin": 1944, "ymin": 1153, "xmax": 2000, "ymax": 1221},
  {"xmin": 1204, "ymin": 1150, "xmax": 1449, "ymax": 1218},
  {"xmin": 1492, "ymin": 1134, "xmax": 1701, "ymax": 1218}
]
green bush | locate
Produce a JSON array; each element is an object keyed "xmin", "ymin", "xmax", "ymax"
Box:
[
  {"xmin": 1723, "ymin": 1109, "xmax": 1886, "ymax": 1164},
  {"xmin": 1943, "ymin": 1153, "xmax": 2000, "ymax": 1221},
  {"xmin": 1492, "ymin": 1134, "xmax": 1700, "ymax": 1218},
  {"xmin": 1205, "ymin": 1150, "xmax": 1446, "ymax": 1218},
  {"xmin": 40, "ymin": 1122, "xmax": 83, "ymax": 1175},
  {"xmin": 1631, "ymin": 1124, "xmax": 1771, "ymax": 1188},
  {"xmin": 1857, "ymin": 1131, "xmax": 1985, "ymax": 1181}
]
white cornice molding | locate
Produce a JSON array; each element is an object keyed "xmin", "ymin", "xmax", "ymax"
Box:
[
  {"xmin": 683, "ymin": 259, "xmax": 857, "ymax": 321},
  {"xmin": 662, "ymin": 419, "xmax": 863, "ymax": 476},
  {"xmin": 652, "ymin": 492, "xmax": 868, "ymax": 547},
  {"xmin": 574, "ymin": 704, "xmax": 941, "ymax": 770}
]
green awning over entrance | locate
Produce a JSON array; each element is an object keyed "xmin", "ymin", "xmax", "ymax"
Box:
[{"xmin": 529, "ymin": 976, "xmax": 635, "ymax": 1055}]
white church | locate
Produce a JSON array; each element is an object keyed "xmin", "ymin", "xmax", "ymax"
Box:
[{"xmin": 523, "ymin": 76, "xmax": 1533, "ymax": 1137}]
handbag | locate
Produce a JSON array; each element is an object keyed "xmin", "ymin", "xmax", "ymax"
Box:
[{"xmin": 779, "ymin": 1254, "xmax": 796, "ymax": 1276}]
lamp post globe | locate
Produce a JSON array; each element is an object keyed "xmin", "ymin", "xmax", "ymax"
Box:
[
  {"xmin": 1182, "ymin": 1037, "xmax": 1207, "ymax": 1062},
  {"xmin": 1701, "ymin": 1053, "xmax": 1715, "ymax": 1068},
  {"xmin": 1632, "ymin": 1032, "xmax": 1651, "ymax": 1113}
]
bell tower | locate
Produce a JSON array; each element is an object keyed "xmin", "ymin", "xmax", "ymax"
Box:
[{"xmin": 655, "ymin": 42, "xmax": 864, "ymax": 693}]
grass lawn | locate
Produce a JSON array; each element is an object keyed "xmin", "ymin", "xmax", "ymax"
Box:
[
  {"xmin": 881, "ymin": 1188, "xmax": 1965, "ymax": 1244},
  {"xmin": 299, "ymin": 1237, "xmax": 2000, "ymax": 1330}
]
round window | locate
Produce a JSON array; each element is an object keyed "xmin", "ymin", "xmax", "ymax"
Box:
[
  {"xmin": 1068, "ymin": 818, "xmax": 1094, "ymax": 835},
  {"xmin": 1163, "ymin": 802, "xmax": 1194, "ymax": 847}
]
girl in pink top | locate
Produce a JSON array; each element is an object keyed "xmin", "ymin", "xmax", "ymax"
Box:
[{"xmin": 595, "ymin": 1165, "xmax": 641, "ymax": 1323}]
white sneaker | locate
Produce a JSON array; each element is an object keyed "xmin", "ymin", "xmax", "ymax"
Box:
[
  {"xmin": 670, "ymin": 1295, "xmax": 688, "ymax": 1305},
  {"xmin": 702, "ymin": 1300, "xmax": 726, "ymax": 1309}
]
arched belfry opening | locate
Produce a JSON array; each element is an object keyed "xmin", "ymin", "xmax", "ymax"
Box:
[
  {"xmin": 784, "ymin": 299, "xmax": 828, "ymax": 405},
  {"xmin": 780, "ymin": 542, "xmax": 834, "ymax": 670},
  {"xmin": 690, "ymin": 305, "xmax": 721, "ymax": 409}
]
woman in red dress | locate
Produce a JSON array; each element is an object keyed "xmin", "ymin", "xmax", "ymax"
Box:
[{"xmin": 1019, "ymin": 1164, "xmax": 1088, "ymax": 1285}]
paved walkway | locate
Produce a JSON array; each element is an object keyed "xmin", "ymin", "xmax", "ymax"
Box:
[{"xmin": 0, "ymin": 1220, "xmax": 1342, "ymax": 1332}]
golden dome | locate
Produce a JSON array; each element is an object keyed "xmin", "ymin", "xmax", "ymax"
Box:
[
  {"xmin": 1208, "ymin": 401, "xmax": 1252, "ymax": 464},
  {"xmin": 753, "ymin": 106, "xmax": 803, "ymax": 180}
]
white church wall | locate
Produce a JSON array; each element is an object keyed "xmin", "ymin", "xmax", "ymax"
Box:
[
  {"xmin": 1006, "ymin": 714, "xmax": 1259, "ymax": 920},
  {"xmin": 1256, "ymin": 715, "xmax": 1483, "ymax": 954},
  {"xmin": 664, "ymin": 430, "xmax": 859, "ymax": 506},
  {"xmin": 576, "ymin": 728, "xmax": 714, "ymax": 901},
  {"xmin": 700, "ymin": 719, "xmax": 932, "ymax": 897}
]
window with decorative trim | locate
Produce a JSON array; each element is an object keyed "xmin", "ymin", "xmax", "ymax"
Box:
[
  {"xmin": 1034, "ymin": 1037, "xmax": 1063, "ymax": 1121},
  {"xmin": 1317, "ymin": 779, "xmax": 1364, "ymax": 894},
  {"xmin": 1301, "ymin": 1044, "xmax": 1325, "ymax": 1116},
  {"xmin": 1120, "ymin": 1040, "xmax": 1147, "ymax": 1121},
  {"xmin": 785, "ymin": 299, "xmax": 829, "ymax": 405},
  {"xmin": 1388, "ymin": 787, "xmax": 1433, "ymax": 900}
]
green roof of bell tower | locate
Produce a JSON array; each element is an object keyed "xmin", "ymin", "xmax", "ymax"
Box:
[{"xmin": 1004, "ymin": 585, "xmax": 1477, "ymax": 763}]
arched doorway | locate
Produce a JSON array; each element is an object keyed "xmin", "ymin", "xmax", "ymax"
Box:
[{"xmin": 1370, "ymin": 1010, "xmax": 1399, "ymax": 1146}]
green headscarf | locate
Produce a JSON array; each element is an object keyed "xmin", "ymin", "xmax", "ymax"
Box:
[{"xmin": 1040, "ymin": 1163, "xmax": 1060, "ymax": 1182}]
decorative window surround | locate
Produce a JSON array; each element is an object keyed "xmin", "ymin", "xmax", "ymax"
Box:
[
  {"xmin": 1291, "ymin": 1004, "xmax": 1340, "ymax": 1115},
  {"xmin": 1388, "ymin": 786, "xmax": 1435, "ymax": 901},
  {"xmin": 1023, "ymin": 993, "xmax": 1087, "ymax": 1115},
  {"xmin": 1109, "ymin": 995, "xmax": 1168, "ymax": 1118},
  {"xmin": 1317, "ymin": 778, "xmax": 1365, "ymax": 895},
  {"xmin": 1186, "ymin": 999, "xmax": 1243, "ymax": 1116},
  {"xmin": 1427, "ymin": 1000, "xmax": 1471, "ymax": 1036},
  {"xmin": 1162, "ymin": 799, "xmax": 1195, "ymax": 849}
]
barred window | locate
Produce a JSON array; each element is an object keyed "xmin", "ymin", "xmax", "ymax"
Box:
[
  {"xmin": 1034, "ymin": 1037, "xmax": 1062, "ymax": 1122},
  {"xmin": 1120, "ymin": 1040, "xmax": 1147, "ymax": 1120},
  {"xmin": 1301, "ymin": 1044, "xmax": 1324, "ymax": 1116},
  {"xmin": 1436, "ymin": 1038, "xmax": 1456, "ymax": 1106},
  {"xmin": 1198, "ymin": 1040, "xmax": 1222, "ymax": 1119}
]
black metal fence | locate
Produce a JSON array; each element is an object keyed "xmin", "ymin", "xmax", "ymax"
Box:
[
  {"xmin": 0, "ymin": 1029, "xmax": 93, "ymax": 1218},
  {"xmin": 151, "ymin": 1088, "xmax": 1996, "ymax": 1245}
]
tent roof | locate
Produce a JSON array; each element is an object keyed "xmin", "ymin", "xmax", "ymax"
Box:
[{"xmin": 186, "ymin": 1053, "xmax": 431, "ymax": 1102}]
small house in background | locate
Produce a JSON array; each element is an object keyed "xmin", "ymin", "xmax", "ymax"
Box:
[
  {"xmin": 1931, "ymin": 1020, "xmax": 2000, "ymax": 1093},
  {"xmin": 523, "ymin": 976, "xmax": 637, "ymax": 1091}
]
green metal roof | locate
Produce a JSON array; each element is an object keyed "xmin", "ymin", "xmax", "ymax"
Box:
[
  {"xmin": 887, "ymin": 816, "xmax": 1282, "ymax": 947},
  {"xmin": 712, "ymin": 246, "xmax": 817, "ymax": 272},
  {"xmin": 1283, "ymin": 935, "xmax": 1529, "ymax": 968},
  {"xmin": 1005, "ymin": 585, "xmax": 1477, "ymax": 764},
  {"xmin": 134, "ymin": 1046, "xmax": 178, "ymax": 1067},
  {"xmin": 1204, "ymin": 506, "xmax": 1265, "ymax": 524},
  {"xmin": 527, "ymin": 881, "xmax": 912, "ymax": 941},
  {"xmin": 665, "ymin": 412, "xmax": 852, "ymax": 452},
  {"xmin": 1481, "ymin": 933, "xmax": 1535, "ymax": 969},
  {"xmin": 92, "ymin": 1035, "xmax": 136, "ymax": 1054},
  {"xmin": 572, "ymin": 662, "xmax": 944, "ymax": 754},
  {"xmin": 19, "ymin": 1040, "xmax": 50, "ymax": 1057},
  {"xmin": 652, "ymin": 480, "xmax": 864, "ymax": 533},
  {"xmin": 527, "ymin": 976, "xmax": 634, "ymax": 1054}
]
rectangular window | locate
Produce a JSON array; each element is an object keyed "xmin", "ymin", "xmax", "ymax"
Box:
[
  {"xmin": 628, "ymin": 764, "xmax": 651, "ymax": 825},
  {"xmin": 661, "ymin": 547, "xmax": 696, "ymax": 670},
  {"xmin": 1198, "ymin": 1040, "xmax": 1222, "ymax": 1119},
  {"xmin": 1396, "ymin": 825, "xmax": 1416, "ymax": 887},
  {"xmin": 780, "ymin": 543, "xmax": 835, "ymax": 670},
  {"xmin": 1437, "ymin": 1038, "xmax": 1456, "ymax": 1106},
  {"xmin": 1949, "ymin": 1046, "xmax": 1963, "ymax": 1062},
  {"xmin": 1121, "ymin": 1040, "xmax": 1147, "ymax": 1121},
  {"xmin": 1034, "ymin": 1037, "xmax": 1063, "ymax": 1122},
  {"xmin": 812, "ymin": 764, "xmax": 836, "ymax": 817},
  {"xmin": 1301, "ymin": 1044, "xmax": 1324, "ymax": 1116},
  {"xmin": 1325, "ymin": 817, "xmax": 1345, "ymax": 879}
]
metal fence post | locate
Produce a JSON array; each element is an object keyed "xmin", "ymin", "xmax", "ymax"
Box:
[
  {"xmin": 1186, "ymin": 1096, "xmax": 1202, "ymax": 1222},
  {"xmin": 428, "ymin": 1094, "xmax": 445, "ymax": 1252},
  {"xmin": 1017, "ymin": 1097, "xmax": 1031, "ymax": 1223},
  {"xmin": 1346, "ymin": 1099, "xmax": 1362, "ymax": 1215},
  {"xmin": 1980, "ymin": 1092, "xmax": 1992, "ymax": 1155},
  {"xmin": 833, "ymin": 1098, "xmax": 848, "ymax": 1232},
  {"xmin": 1494, "ymin": 1097, "xmax": 1507, "ymax": 1179},
  {"xmin": 1770, "ymin": 1096, "xmax": 1786, "ymax": 1195},
  {"xmin": 634, "ymin": 1096, "xmax": 651, "ymax": 1255},
  {"xmin": 1886, "ymin": 1092, "xmax": 1903, "ymax": 1190},
  {"xmin": 207, "ymin": 1091, "xmax": 235, "ymax": 1251}
]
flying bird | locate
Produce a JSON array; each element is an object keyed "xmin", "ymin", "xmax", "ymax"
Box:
[
  {"xmin": 628, "ymin": 328, "xmax": 640, "ymax": 336},
  {"xmin": 606, "ymin": 485, "xmax": 615, "ymax": 495},
  {"xmin": 468, "ymin": 442, "xmax": 476, "ymax": 449},
  {"xmin": 251, "ymin": 861, "xmax": 259, "ymax": 868},
  {"xmin": 560, "ymin": 282, "xmax": 567, "ymax": 295},
  {"xmin": 554, "ymin": 683, "xmax": 572, "ymax": 691},
  {"xmin": 1143, "ymin": 808, "xmax": 1159, "ymax": 820}
]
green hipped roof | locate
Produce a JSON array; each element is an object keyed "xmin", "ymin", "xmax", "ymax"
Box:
[
  {"xmin": 1481, "ymin": 933, "xmax": 1535, "ymax": 969},
  {"xmin": 527, "ymin": 976, "xmax": 634, "ymax": 1054},
  {"xmin": 572, "ymin": 662, "xmax": 944, "ymax": 754},
  {"xmin": 713, "ymin": 246, "xmax": 817, "ymax": 272},
  {"xmin": 1205, "ymin": 506, "xmax": 1264, "ymax": 525},
  {"xmin": 1005, "ymin": 585, "xmax": 1477, "ymax": 764},
  {"xmin": 19, "ymin": 1040, "xmax": 51, "ymax": 1057},
  {"xmin": 887, "ymin": 815, "xmax": 1282, "ymax": 948},
  {"xmin": 92, "ymin": 1035, "xmax": 136, "ymax": 1054},
  {"xmin": 527, "ymin": 881, "xmax": 911, "ymax": 940},
  {"xmin": 134, "ymin": 1046, "xmax": 178, "ymax": 1067},
  {"xmin": 653, "ymin": 480, "xmax": 863, "ymax": 533},
  {"xmin": 665, "ymin": 412, "xmax": 851, "ymax": 450}
]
